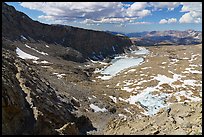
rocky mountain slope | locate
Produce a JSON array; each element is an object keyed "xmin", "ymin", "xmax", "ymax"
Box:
[
  {"xmin": 2, "ymin": 48, "xmax": 96, "ymax": 135},
  {"xmin": 2, "ymin": 2, "xmax": 132, "ymax": 62}
]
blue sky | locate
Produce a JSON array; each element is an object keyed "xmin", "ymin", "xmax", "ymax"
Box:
[{"xmin": 6, "ymin": 2, "xmax": 202, "ymax": 33}]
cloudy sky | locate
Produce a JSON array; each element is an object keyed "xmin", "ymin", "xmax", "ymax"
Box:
[{"xmin": 6, "ymin": 2, "xmax": 202, "ymax": 33}]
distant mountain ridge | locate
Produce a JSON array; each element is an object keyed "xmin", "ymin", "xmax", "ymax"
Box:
[
  {"xmin": 128, "ymin": 30, "xmax": 202, "ymax": 38},
  {"xmin": 109, "ymin": 30, "xmax": 202, "ymax": 46}
]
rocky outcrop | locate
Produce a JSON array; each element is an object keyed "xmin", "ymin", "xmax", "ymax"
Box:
[
  {"xmin": 2, "ymin": 3, "xmax": 132, "ymax": 62},
  {"xmin": 2, "ymin": 49, "xmax": 35, "ymax": 135},
  {"xmin": 2, "ymin": 49, "xmax": 95, "ymax": 135},
  {"xmin": 104, "ymin": 101, "xmax": 202, "ymax": 135}
]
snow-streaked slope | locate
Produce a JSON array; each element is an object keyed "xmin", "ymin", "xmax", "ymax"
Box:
[{"xmin": 25, "ymin": 44, "xmax": 48, "ymax": 55}]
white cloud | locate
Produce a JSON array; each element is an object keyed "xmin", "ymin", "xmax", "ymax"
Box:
[
  {"xmin": 20, "ymin": 2, "xmax": 152, "ymax": 25},
  {"xmin": 137, "ymin": 10, "xmax": 151, "ymax": 17},
  {"xmin": 126, "ymin": 2, "xmax": 151, "ymax": 17},
  {"xmin": 127, "ymin": 2, "xmax": 148, "ymax": 11},
  {"xmin": 179, "ymin": 2, "xmax": 202, "ymax": 23},
  {"xmin": 179, "ymin": 13, "xmax": 193, "ymax": 23},
  {"xmin": 180, "ymin": 2, "xmax": 202, "ymax": 13},
  {"xmin": 82, "ymin": 17, "xmax": 137, "ymax": 24},
  {"xmin": 21, "ymin": 2, "xmax": 126, "ymax": 22},
  {"xmin": 19, "ymin": 2, "xmax": 201, "ymax": 25},
  {"xmin": 38, "ymin": 15, "xmax": 53, "ymax": 20},
  {"xmin": 159, "ymin": 18, "xmax": 177, "ymax": 24},
  {"xmin": 159, "ymin": 19, "xmax": 168, "ymax": 24},
  {"xmin": 130, "ymin": 21, "xmax": 152, "ymax": 25},
  {"xmin": 150, "ymin": 2, "xmax": 180, "ymax": 10},
  {"xmin": 168, "ymin": 18, "xmax": 177, "ymax": 23}
]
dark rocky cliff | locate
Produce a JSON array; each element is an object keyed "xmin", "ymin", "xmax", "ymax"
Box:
[
  {"xmin": 2, "ymin": 3, "xmax": 132, "ymax": 62},
  {"xmin": 2, "ymin": 48, "xmax": 95, "ymax": 135}
]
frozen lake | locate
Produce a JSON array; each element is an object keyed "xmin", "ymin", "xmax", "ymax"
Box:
[{"xmin": 98, "ymin": 46, "xmax": 149, "ymax": 80}]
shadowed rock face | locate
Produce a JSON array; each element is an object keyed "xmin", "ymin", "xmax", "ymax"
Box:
[
  {"xmin": 2, "ymin": 50, "xmax": 35, "ymax": 135},
  {"xmin": 2, "ymin": 2, "xmax": 132, "ymax": 62},
  {"xmin": 2, "ymin": 49, "xmax": 96, "ymax": 135}
]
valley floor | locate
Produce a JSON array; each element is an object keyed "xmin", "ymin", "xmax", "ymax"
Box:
[
  {"xmin": 86, "ymin": 44, "xmax": 202, "ymax": 135},
  {"xmin": 10, "ymin": 43, "xmax": 202, "ymax": 135}
]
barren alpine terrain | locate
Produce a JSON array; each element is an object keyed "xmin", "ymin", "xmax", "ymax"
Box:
[
  {"xmin": 10, "ymin": 42, "xmax": 202, "ymax": 135},
  {"xmin": 2, "ymin": 2, "xmax": 202, "ymax": 135},
  {"xmin": 83, "ymin": 44, "xmax": 202, "ymax": 135}
]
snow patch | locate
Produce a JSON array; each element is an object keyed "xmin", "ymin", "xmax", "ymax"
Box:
[
  {"xmin": 141, "ymin": 66, "xmax": 152, "ymax": 70},
  {"xmin": 137, "ymin": 78, "xmax": 154, "ymax": 85},
  {"xmin": 132, "ymin": 46, "xmax": 149, "ymax": 55},
  {"xmin": 109, "ymin": 96, "xmax": 117, "ymax": 103},
  {"xmin": 185, "ymin": 67, "xmax": 202, "ymax": 74},
  {"xmin": 33, "ymin": 60, "xmax": 50, "ymax": 64},
  {"xmin": 171, "ymin": 59, "xmax": 179, "ymax": 62},
  {"xmin": 112, "ymin": 46, "xmax": 116, "ymax": 52},
  {"xmin": 123, "ymin": 87, "xmax": 170, "ymax": 116},
  {"xmin": 21, "ymin": 35, "xmax": 27, "ymax": 40},
  {"xmin": 41, "ymin": 66, "xmax": 51, "ymax": 68},
  {"xmin": 153, "ymin": 74, "xmax": 180, "ymax": 86},
  {"xmin": 40, "ymin": 60, "xmax": 49, "ymax": 64},
  {"xmin": 89, "ymin": 104, "xmax": 107, "ymax": 112},
  {"xmin": 16, "ymin": 47, "xmax": 39, "ymax": 60},
  {"xmin": 183, "ymin": 57, "xmax": 190, "ymax": 60},
  {"xmin": 118, "ymin": 114, "xmax": 127, "ymax": 120},
  {"xmin": 96, "ymin": 75, "xmax": 112, "ymax": 80},
  {"xmin": 173, "ymin": 91, "xmax": 201, "ymax": 102},
  {"xmin": 92, "ymin": 95, "xmax": 97, "ymax": 98},
  {"xmin": 115, "ymin": 83, "xmax": 120, "ymax": 87},
  {"xmin": 183, "ymin": 79, "xmax": 197, "ymax": 86},
  {"xmin": 127, "ymin": 69, "xmax": 136, "ymax": 72},
  {"xmin": 45, "ymin": 45, "xmax": 49, "ymax": 48},
  {"xmin": 124, "ymin": 108, "xmax": 133, "ymax": 115},
  {"xmin": 25, "ymin": 44, "xmax": 48, "ymax": 55},
  {"xmin": 53, "ymin": 72, "xmax": 66, "ymax": 79},
  {"xmin": 121, "ymin": 87, "xmax": 134, "ymax": 92}
]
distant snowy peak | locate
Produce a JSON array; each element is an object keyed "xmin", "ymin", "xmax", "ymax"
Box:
[
  {"xmin": 128, "ymin": 30, "xmax": 202, "ymax": 46},
  {"xmin": 116, "ymin": 34, "xmax": 125, "ymax": 37},
  {"xmin": 144, "ymin": 30, "xmax": 202, "ymax": 39}
]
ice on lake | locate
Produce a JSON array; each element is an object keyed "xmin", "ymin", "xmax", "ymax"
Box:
[
  {"xmin": 100, "ymin": 57, "xmax": 144, "ymax": 79},
  {"xmin": 97, "ymin": 46, "xmax": 149, "ymax": 80}
]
